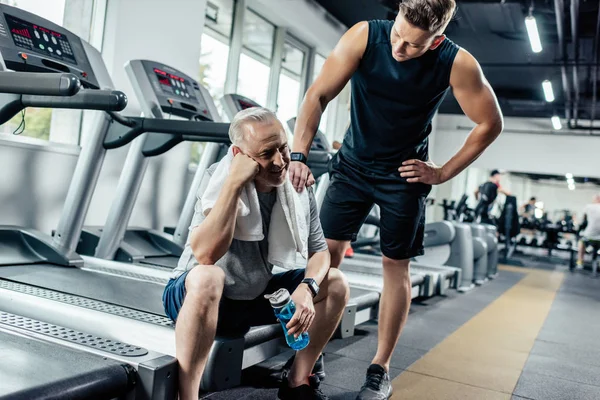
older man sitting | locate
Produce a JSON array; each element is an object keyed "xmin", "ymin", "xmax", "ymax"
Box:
[{"xmin": 162, "ymin": 107, "xmax": 349, "ymax": 400}]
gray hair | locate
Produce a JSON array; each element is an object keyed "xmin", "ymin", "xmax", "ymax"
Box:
[{"xmin": 229, "ymin": 106, "xmax": 279, "ymax": 146}]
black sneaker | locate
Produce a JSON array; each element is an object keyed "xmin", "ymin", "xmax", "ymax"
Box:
[
  {"xmin": 356, "ymin": 364, "xmax": 392, "ymax": 400},
  {"xmin": 281, "ymin": 353, "xmax": 326, "ymax": 381},
  {"xmin": 278, "ymin": 372, "xmax": 329, "ymax": 400}
]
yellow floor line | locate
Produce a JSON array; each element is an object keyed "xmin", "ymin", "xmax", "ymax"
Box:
[{"xmin": 391, "ymin": 265, "xmax": 564, "ymax": 399}]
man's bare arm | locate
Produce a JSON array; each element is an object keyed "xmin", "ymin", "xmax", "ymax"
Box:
[
  {"xmin": 439, "ymin": 49, "xmax": 504, "ymax": 182},
  {"xmin": 293, "ymin": 22, "xmax": 367, "ymax": 156},
  {"xmin": 289, "ymin": 22, "xmax": 368, "ymax": 192},
  {"xmin": 190, "ymin": 154, "xmax": 258, "ymax": 264}
]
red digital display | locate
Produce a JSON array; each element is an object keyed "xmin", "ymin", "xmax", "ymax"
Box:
[
  {"xmin": 154, "ymin": 68, "xmax": 185, "ymax": 83},
  {"xmin": 33, "ymin": 25, "xmax": 61, "ymax": 37},
  {"xmin": 11, "ymin": 27, "xmax": 30, "ymax": 38},
  {"xmin": 238, "ymin": 99, "xmax": 258, "ymax": 110}
]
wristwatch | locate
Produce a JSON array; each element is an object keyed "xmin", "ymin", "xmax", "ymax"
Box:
[
  {"xmin": 290, "ymin": 152, "xmax": 308, "ymax": 164},
  {"xmin": 301, "ymin": 278, "xmax": 319, "ymax": 298}
]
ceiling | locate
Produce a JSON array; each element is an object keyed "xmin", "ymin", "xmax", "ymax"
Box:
[
  {"xmin": 510, "ymin": 171, "xmax": 600, "ymax": 185},
  {"xmin": 315, "ymin": 0, "xmax": 600, "ymax": 126}
]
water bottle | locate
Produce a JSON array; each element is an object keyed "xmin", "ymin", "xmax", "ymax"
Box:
[{"xmin": 264, "ymin": 288, "xmax": 310, "ymax": 351}]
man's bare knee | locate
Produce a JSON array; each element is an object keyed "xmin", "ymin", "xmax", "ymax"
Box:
[
  {"xmin": 327, "ymin": 239, "xmax": 350, "ymax": 268},
  {"xmin": 321, "ymin": 268, "xmax": 350, "ymax": 304},
  {"xmin": 382, "ymin": 257, "xmax": 411, "ymax": 281},
  {"xmin": 185, "ymin": 265, "xmax": 225, "ymax": 304}
]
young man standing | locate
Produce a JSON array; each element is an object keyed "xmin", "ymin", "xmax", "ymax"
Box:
[{"xmin": 289, "ymin": 1, "xmax": 503, "ymax": 398}]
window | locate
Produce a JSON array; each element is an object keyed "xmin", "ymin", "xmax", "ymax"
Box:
[
  {"xmin": 236, "ymin": 9, "xmax": 274, "ymax": 107},
  {"xmin": 200, "ymin": 0, "xmax": 234, "ymax": 104},
  {"xmin": 276, "ymin": 39, "xmax": 306, "ymax": 127},
  {"xmin": 0, "ymin": 0, "xmax": 66, "ymax": 141},
  {"xmin": 195, "ymin": 0, "xmax": 235, "ymax": 166},
  {"xmin": 312, "ymin": 53, "xmax": 329, "ymax": 134}
]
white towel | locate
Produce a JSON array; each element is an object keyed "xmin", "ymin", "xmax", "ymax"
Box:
[{"xmin": 201, "ymin": 147, "xmax": 309, "ymax": 268}]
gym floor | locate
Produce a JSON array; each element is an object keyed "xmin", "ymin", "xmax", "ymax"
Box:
[{"xmin": 201, "ymin": 261, "xmax": 600, "ymax": 399}]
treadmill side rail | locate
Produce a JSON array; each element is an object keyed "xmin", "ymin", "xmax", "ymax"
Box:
[{"xmin": 0, "ymin": 226, "xmax": 82, "ymax": 267}]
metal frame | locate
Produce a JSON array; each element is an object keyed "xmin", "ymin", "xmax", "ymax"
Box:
[
  {"xmin": 266, "ymin": 26, "xmax": 286, "ymax": 111},
  {"xmin": 224, "ymin": 0, "xmax": 246, "ymax": 94}
]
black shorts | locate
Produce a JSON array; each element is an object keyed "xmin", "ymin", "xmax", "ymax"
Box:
[
  {"xmin": 163, "ymin": 268, "xmax": 305, "ymax": 337},
  {"xmin": 320, "ymin": 152, "xmax": 431, "ymax": 260}
]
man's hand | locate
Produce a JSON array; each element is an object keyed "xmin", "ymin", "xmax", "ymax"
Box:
[
  {"xmin": 289, "ymin": 161, "xmax": 316, "ymax": 193},
  {"xmin": 228, "ymin": 153, "xmax": 259, "ymax": 187},
  {"xmin": 399, "ymin": 159, "xmax": 445, "ymax": 185},
  {"xmin": 286, "ymin": 284, "xmax": 315, "ymax": 338}
]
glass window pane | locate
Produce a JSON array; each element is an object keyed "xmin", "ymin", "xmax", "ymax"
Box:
[
  {"xmin": 281, "ymin": 41, "xmax": 305, "ymax": 77},
  {"xmin": 313, "ymin": 54, "xmax": 326, "ymax": 83},
  {"xmin": 204, "ymin": 0, "xmax": 234, "ymax": 41},
  {"xmin": 312, "ymin": 54, "xmax": 329, "ymax": 134},
  {"xmin": 276, "ymin": 74, "xmax": 301, "ymax": 126},
  {"xmin": 237, "ymin": 52, "xmax": 270, "ymax": 107},
  {"xmin": 199, "ymin": 33, "xmax": 230, "ymax": 106},
  {"xmin": 242, "ymin": 9, "xmax": 274, "ymax": 63},
  {"xmin": 193, "ymin": 32, "xmax": 231, "ymax": 166},
  {"xmin": 0, "ymin": 0, "xmax": 66, "ymax": 141}
]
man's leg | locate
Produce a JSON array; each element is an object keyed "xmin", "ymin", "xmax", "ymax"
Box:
[
  {"xmin": 175, "ymin": 265, "xmax": 225, "ymax": 400},
  {"xmin": 287, "ymin": 268, "xmax": 350, "ymax": 387},
  {"xmin": 371, "ymin": 256, "xmax": 411, "ymax": 371},
  {"xmin": 327, "ymin": 239, "xmax": 351, "ymax": 269}
]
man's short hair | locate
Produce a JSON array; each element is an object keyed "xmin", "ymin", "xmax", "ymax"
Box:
[
  {"xmin": 490, "ymin": 169, "xmax": 500, "ymax": 177},
  {"xmin": 229, "ymin": 107, "xmax": 279, "ymax": 146},
  {"xmin": 398, "ymin": 0, "xmax": 456, "ymax": 34},
  {"xmin": 530, "ymin": 197, "xmax": 536, "ymax": 202}
]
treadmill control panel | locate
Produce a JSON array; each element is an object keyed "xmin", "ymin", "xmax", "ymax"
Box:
[
  {"xmin": 153, "ymin": 67, "xmax": 196, "ymax": 101},
  {"xmin": 5, "ymin": 14, "xmax": 77, "ymax": 65},
  {"xmin": 228, "ymin": 93, "xmax": 260, "ymax": 111},
  {"xmin": 287, "ymin": 117, "xmax": 330, "ymax": 152},
  {"xmin": 139, "ymin": 60, "xmax": 214, "ymax": 121},
  {"xmin": 0, "ymin": 4, "xmax": 100, "ymax": 88}
]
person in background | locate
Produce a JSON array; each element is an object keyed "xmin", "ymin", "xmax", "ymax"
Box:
[
  {"xmin": 520, "ymin": 197, "xmax": 537, "ymax": 218},
  {"xmin": 474, "ymin": 169, "xmax": 510, "ymax": 224},
  {"xmin": 576, "ymin": 194, "xmax": 600, "ymax": 268}
]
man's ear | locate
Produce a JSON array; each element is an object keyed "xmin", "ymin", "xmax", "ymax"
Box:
[
  {"xmin": 430, "ymin": 34, "xmax": 446, "ymax": 50},
  {"xmin": 232, "ymin": 145, "xmax": 242, "ymax": 156}
]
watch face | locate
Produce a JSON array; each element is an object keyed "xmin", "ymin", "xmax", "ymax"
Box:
[{"xmin": 291, "ymin": 153, "xmax": 306, "ymax": 162}]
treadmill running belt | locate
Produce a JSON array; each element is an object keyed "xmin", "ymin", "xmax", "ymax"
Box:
[
  {"xmin": 0, "ymin": 264, "xmax": 165, "ymax": 315},
  {"xmin": 0, "ymin": 330, "xmax": 132, "ymax": 400}
]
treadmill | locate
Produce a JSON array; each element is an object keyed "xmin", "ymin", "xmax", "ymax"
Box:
[
  {"xmin": 220, "ymin": 94, "xmax": 431, "ymax": 336},
  {"xmin": 0, "ymin": 57, "xmax": 167, "ymax": 400},
  {"xmin": 76, "ymin": 60, "xmax": 229, "ymax": 269},
  {"xmin": 0, "ymin": 6, "xmax": 302, "ymax": 393}
]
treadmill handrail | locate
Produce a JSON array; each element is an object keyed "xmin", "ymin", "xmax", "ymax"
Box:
[
  {"xmin": 0, "ymin": 90, "xmax": 128, "ymax": 125},
  {"xmin": 23, "ymin": 89, "xmax": 127, "ymax": 111},
  {"xmin": 103, "ymin": 116, "xmax": 230, "ymax": 152},
  {"xmin": 0, "ymin": 71, "xmax": 81, "ymax": 96}
]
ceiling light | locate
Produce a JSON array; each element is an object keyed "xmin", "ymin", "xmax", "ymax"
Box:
[
  {"xmin": 542, "ymin": 80, "xmax": 554, "ymax": 102},
  {"xmin": 551, "ymin": 115, "xmax": 562, "ymax": 130},
  {"xmin": 525, "ymin": 16, "xmax": 542, "ymax": 53}
]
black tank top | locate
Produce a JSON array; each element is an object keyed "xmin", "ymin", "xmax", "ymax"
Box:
[{"xmin": 340, "ymin": 20, "xmax": 459, "ymax": 174}]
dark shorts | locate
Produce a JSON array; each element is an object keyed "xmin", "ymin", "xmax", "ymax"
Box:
[
  {"xmin": 162, "ymin": 268, "xmax": 305, "ymax": 336},
  {"xmin": 320, "ymin": 152, "xmax": 431, "ymax": 260}
]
